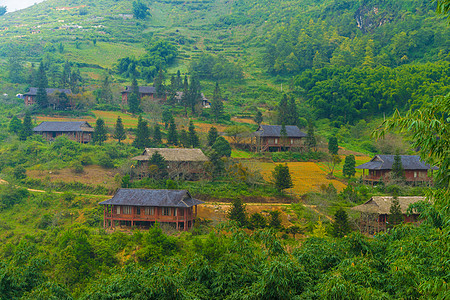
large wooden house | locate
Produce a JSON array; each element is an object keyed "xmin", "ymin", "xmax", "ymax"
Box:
[
  {"xmin": 121, "ymin": 86, "xmax": 158, "ymax": 105},
  {"xmin": 356, "ymin": 155, "xmax": 436, "ymax": 185},
  {"xmin": 33, "ymin": 121, "xmax": 94, "ymax": 143},
  {"xmin": 253, "ymin": 125, "xmax": 307, "ymax": 152},
  {"xmin": 24, "ymin": 88, "xmax": 72, "ymax": 106},
  {"xmin": 99, "ymin": 189, "xmax": 203, "ymax": 231},
  {"xmin": 132, "ymin": 148, "xmax": 209, "ymax": 180},
  {"xmin": 352, "ymin": 196, "xmax": 425, "ymax": 234}
]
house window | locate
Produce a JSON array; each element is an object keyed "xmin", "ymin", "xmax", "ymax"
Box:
[
  {"xmin": 145, "ymin": 207, "xmax": 154, "ymax": 215},
  {"xmin": 290, "ymin": 139, "xmax": 294, "ymax": 144},
  {"xmin": 136, "ymin": 207, "xmax": 141, "ymax": 215},
  {"xmin": 274, "ymin": 138, "xmax": 278, "ymax": 145},
  {"xmin": 116, "ymin": 206, "xmax": 120, "ymax": 214},
  {"xmin": 173, "ymin": 208, "xmax": 177, "ymax": 216},
  {"xmin": 123, "ymin": 206, "xmax": 132, "ymax": 214},
  {"xmin": 414, "ymin": 172, "xmax": 417, "ymax": 178},
  {"xmin": 163, "ymin": 207, "xmax": 170, "ymax": 216},
  {"xmin": 179, "ymin": 208, "xmax": 184, "ymax": 216}
]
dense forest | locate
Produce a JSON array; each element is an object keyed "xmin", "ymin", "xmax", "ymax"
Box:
[{"xmin": 0, "ymin": 0, "xmax": 449, "ymax": 298}]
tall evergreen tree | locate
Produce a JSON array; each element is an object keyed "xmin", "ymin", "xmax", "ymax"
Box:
[
  {"xmin": 93, "ymin": 118, "xmax": 108, "ymax": 145},
  {"xmin": 277, "ymin": 94, "xmax": 289, "ymax": 125},
  {"xmin": 389, "ymin": 195, "xmax": 404, "ymax": 226},
  {"xmin": 306, "ymin": 119, "xmax": 317, "ymax": 151},
  {"xmin": 162, "ymin": 108, "xmax": 172, "ymax": 129},
  {"xmin": 113, "ymin": 116, "xmax": 126, "ymax": 143},
  {"xmin": 167, "ymin": 118, "xmax": 178, "ymax": 145},
  {"xmin": 272, "ymin": 164, "xmax": 293, "ymax": 192},
  {"xmin": 99, "ymin": 74, "xmax": 113, "ymax": 104},
  {"xmin": 211, "ymin": 82, "xmax": 224, "ymax": 121},
  {"xmin": 153, "ymin": 124, "xmax": 162, "ymax": 145},
  {"xmin": 36, "ymin": 62, "xmax": 48, "ymax": 108},
  {"xmin": 188, "ymin": 76, "xmax": 201, "ymax": 114},
  {"xmin": 128, "ymin": 76, "xmax": 140, "ymax": 114},
  {"xmin": 227, "ymin": 198, "xmax": 247, "ymax": 227},
  {"xmin": 254, "ymin": 110, "xmax": 263, "ymax": 126},
  {"xmin": 268, "ymin": 211, "xmax": 283, "ymax": 229},
  {"xmin": 188, "ymin": 120, "xmax": 200, "ymax": 148},
  {"xmin": 280, "ymin": 123, "xmax": 287, "ymax": 148},
  {"xmin": 287, "ymin": 97, "xmax": 299, "ymax": 126},
  {"xmin": 9, "ymin": 116, "xmax": 22, "ymax": 135},
  {"xmin": 176, "ymin": 70, "xmax": 182, "ymax": 89},
  {"xmin": 212, "ymin": 136, "xmax": 232, "ymax": 157},
  {"xmin": 132, "ymin": 115, "xmax": 151, "ymax": 149},
  {"xmin": 331, "ymin": 208, "xmax": 351, "ymax": 237},
  {"xmin": 328, "ymin": 136, "xmax": 339, "ymax": 155},
  {"xmin": 19, "ymin": 112, "xmax": 33, "ymax": 141},
  {"xmin": 61, "ymin": 61, "xmax": 71, "ymax": 88},
  {"xmin": 181, "ymin": 75, "xmax": 189, "ymax": 115},
  {"xmin": 179, "ymin": 129, "xmax": 189, "ymax": 147},
  {"xmin": 209, "ymin": 149, "xmax": 224, "ymax": 179},
  {"xmin": 207, "ymin": 126, "xmax": 219, "ymax": 146},
  {"xmin": 167, "ymin": 75, "xmax": 177, "ymax": 104},
  {"xmin": 154, "ymin": 68, "xmax": 166, "ymax": 99},
  {"xmin": 392, "ymin": 151, "xmax": 406, "ymax": 182},
  {"xmin": 148, "ymin": 151, "xmax": 168, "ymax": 180},
  {"xmin": 342, "ymin": 155, "xmax": 356, "ymax": 178}
]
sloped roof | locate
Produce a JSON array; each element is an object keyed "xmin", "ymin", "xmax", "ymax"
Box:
[
  {"xmin": 356, "ymin": 155, "xmax": 437, "ymax": 170},
  {"xmin": 33, "ymin": 121, "xmax": 94, "ymax": 132},
  {"xmin": 255, "ymin": 125, "xmax": 307, "ymax": 138},
  {"xmin": 351, "ymin": 196, "xmax": 426, "ymax": 214},
  {"xmin": 121, "ymin": 86, "xmax": 156, "ymax": 94},
  {"xmin": 99, "ymin": 189, "xmax": 204, "ymax": 207},
  {"xmin": 132, "ymin": 148, "xmax": 209, "ymax": 162},
  {"xmin": 24, "ymin": 88, "xmax": 73, "ymax": 96}
]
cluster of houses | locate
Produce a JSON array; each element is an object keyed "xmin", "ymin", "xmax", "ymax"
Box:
[
  {"xmin": 23, "ymin": 86, "xmax": 211, "ymax": 108},
  {"xmin": 29, "ymin": 116, "xmax": 435, "ymax": 233}
]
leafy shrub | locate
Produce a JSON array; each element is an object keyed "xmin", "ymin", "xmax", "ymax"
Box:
[
  {"xmin": 12, "ymin": 165, "xmax": 27, "ymax": 180},
  {"xmin": 0, "ymin": 185, "xmax": 29, "ymax": 210},
  {"xmin": 73, "ymin": 162, "xmax": 84, "ymax": 174}
]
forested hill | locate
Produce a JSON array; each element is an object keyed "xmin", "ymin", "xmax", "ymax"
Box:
[{"xmin": 0, "ymin": 0, "xmax": 449, "ymax": 124}]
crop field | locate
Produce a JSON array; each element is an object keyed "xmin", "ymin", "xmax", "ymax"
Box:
[{"xmin": 250, "ymin": 161, "xmax": 347, "ymax": 195}]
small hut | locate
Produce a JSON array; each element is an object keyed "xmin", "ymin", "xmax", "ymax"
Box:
[{"xmin": 352, "ymin": 196, "xmax": 425, "ymax": 234}]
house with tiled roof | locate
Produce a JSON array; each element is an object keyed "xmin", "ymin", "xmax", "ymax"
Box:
[
  {"xmin": 253, "ymin": 125, "xmax": 307, "ymax": 152},
  {"xmin": 33, "ymin": 121, "xmax": 93, "ymax": 143},
  {"xmin": 99, "ymin": 189, "xmax": 203, "ymax": 230},
  {"xmin": 24, "ymin": 88, "xmax": 72, "ymax": 106}
]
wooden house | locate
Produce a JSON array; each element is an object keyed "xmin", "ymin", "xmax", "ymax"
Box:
[
  {"xmin": 33, "ymin": 121, "xmax": 94, "ymax": 143},
  {"xmin": 99, "ymin": 189, "xmax": 203, "ymax": 230},
  {"xmin": 253, "ymin": 125, "xmax": 307, "ymax": 152},
  {"xmin": 121, "ymin": 86, "xmax": 160, "ymax": 105},
  {"xmin": 352, "ymin": 196, "xmax": 425, "ymax": 234},
  {"xmin": 132, "ymin": 148, "xmax": 209, "ymax": 180},
  {"xmin": 24, "ymin": 88, "xmax": 72, "ymax": 106},
  {"xmin": 356, "ymin": 155, "xmax": 436, "ymax": 185}
]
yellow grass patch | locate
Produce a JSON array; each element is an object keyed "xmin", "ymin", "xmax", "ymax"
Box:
[{"xmin": 252, "ymin": 161, "xmax": 347, "ymax": 195}]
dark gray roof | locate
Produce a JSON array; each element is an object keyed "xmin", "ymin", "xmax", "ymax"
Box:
[
  {"xmin": 33, "ymin": 121, "xmax": 93, "ymax": 132},
  {"xmin": 255, "ymin": 125, "xmax": 307, "ymax": 138},
  {"xmin": 356, "ymin": 155, "xmax": 437, "ymax": 170},
  {"xmin": 122, "ymin": 86, "xmax": 156, "ymax": 94},
  {"xmin": 24, "ymin": 88, "xmax": 72, "ymax": 96},
  {"xmin": 99, "ymin": 189, "xmax": 204, "ymax": 207}
]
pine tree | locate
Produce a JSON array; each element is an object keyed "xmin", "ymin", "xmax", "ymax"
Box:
[
  {"xmin": 342, "ymin": 155, "xmax": 356, "ymax": 178},
  {"xmin": 179, "ymin": 129, "xmax": 189, "ymax": 147},
  {"xmin": 268, "ymin": 211, "xmax": 283, "ymax": 230},
  {"xmin": 128, "ymin": 76, "xmax": 140, "ymax": 114},
  {"xmin": 249, "ymin": 212, "xmax": 266, "ymax": 229},
  {"xmin": 227, "ymin": 198, "xmax": 247, "ymax": 227},
  {"xmin": 306, "ymin": 119, "xmax": 317, "ymax": 151},
  {"xmin": 212, "ymin": 136, "xmax": 232, "ymax": 157},
  {"xmin": 167, "ymin": 75, "xmax": 176, "ymax": 104},
  {"xmin": 154, "ymin": 68, "xmax": 166, "ymax": 99},
  {"xmin": 328, "ymin": 136, "xmax": 339, "ymax": 155},
  {"xmin": 167, "ymin": 118, "xmax": 178, "ymax": 145},
  {"xmin": 162, "ymin": 108, "xmax": 172, "ymax": 129},
  {"xmin": 207, "ymin": 127, "xmax": 219, "ymax": 146},
  {"xmin": 99, "ymin": 74, "xmax": 113, "ymax": 104},
  {"xmin": 188, "ymin": 76, "xmax": 201, "ymax": 114},
  {"xmin": 19, "ymin": 112, "xmax": 33, "ymax": 141},
  {"xmin": 254, "ymin": 110, "xmax": 263, "ymax": 126},
  {"xmin": 181, "ymin": 75, "xmax": 189, "ymax": 115},
  {"xmin": 272, "ymin": 164, "xmax": 293, "ymax": 192},
  {"xmin": 148, "ymin": 151, "xmax": 168, "ymax": 180},
  {"xmin": 9, "ymin": 116, "xmax": 22, "ymax": 134},
  {"xmin": 280, "ymin": 123, "xmax": 287, "ymax": 149},
  {"xmin": 153, "ymin": 124, "xmax": 162, "ymax": 145},
  {"xmin": 277, "ymin": 94, "xmax": 289, "ymax": 125},
  {"xmin": 391, "ymin": 151, "xmax": 405, "ymax": 182},
  {"xmin": 211, "ymin": 82, "xmax": 224, "ymax": 121},
  {"xmin": 331, "ymin": 208, "xmax": 351, "ymax": 237},
  {"xmin": 113, "ymin": 116, "xmax": 126, "ymax": 143},
  {"xmin": 132, "ymin": 115, "xmax": 151, "ymax": 149},
  {"xmin": 93, "ymin": 118, "xmax": 108, "ymax": 145},
  {"xmin": 176, "ymin": 70, "xmax": 182, "ymax": 90},
  {"xmin": 61, "ymin": 61, "xmax": 71, "ymax": 88},
  {"xmin": 389, "ymin": 195, "xmax": 404, "ymax": 226},
  {"xmin": 188, "ymin": 120, "xmax": 200, "ymax": 148},
  {"xmin": 36, "ymin": 62, "xmax": 48, "ymax": 108},
  {"xmin": 287, "ymin": 97, "xmax": 299, "ymax": 126},
  {"xmin": 209, "ymin": 149, "xmax": 224, "ymax": 179}
]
